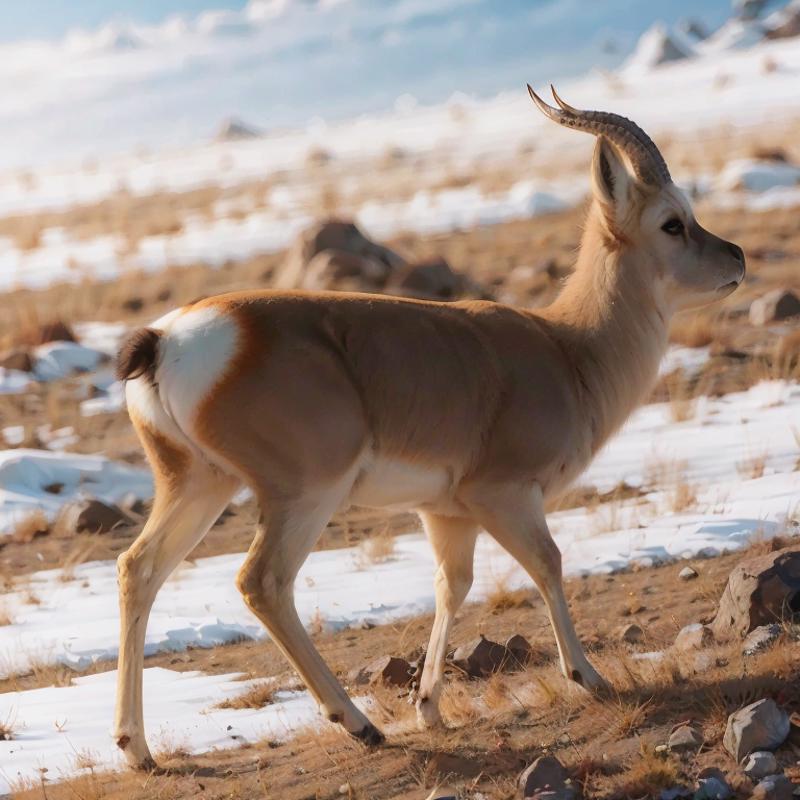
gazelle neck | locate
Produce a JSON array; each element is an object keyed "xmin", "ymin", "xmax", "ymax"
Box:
[{"xmin": 542, "ymin": 207, "xmax": 670, "ymax": 452}]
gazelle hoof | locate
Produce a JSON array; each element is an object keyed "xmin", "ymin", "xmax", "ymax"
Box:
[{"xmin": 352, "ymin": 722, "xmax": 385, "ymax": 747}]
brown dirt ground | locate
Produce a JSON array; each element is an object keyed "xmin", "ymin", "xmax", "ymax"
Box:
[{"xmin": 6, "ymin": 540, "xmax": 800, "ymax": 799}]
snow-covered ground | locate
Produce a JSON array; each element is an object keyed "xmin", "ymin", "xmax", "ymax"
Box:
[
  {"xmin": 0, "ymin": 450, "xmax": 152, "ymax": 537},
  {"xmin": 0, "ymin": 669, "xmax": 320, "ymax": 793},
  {"xmin": 1, "ymin": 380, "xmax": 797, "ymax": 677}
]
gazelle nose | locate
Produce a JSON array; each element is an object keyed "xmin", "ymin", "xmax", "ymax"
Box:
[{"xmin": 727, "ymin": 242, "xmax": 746, "ymax": 280}]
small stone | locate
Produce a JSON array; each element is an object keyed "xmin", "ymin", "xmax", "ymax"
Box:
[
  {"xmin": 742, "ymin": 751, "xmax": 779, "ymax": 780},
  {"xmin": 749, "ymin": 288, "xmax": 800, "ymax": 325},
  {"xmin": 695, "ymin": 768, "xmax": 732, "ymax": 800},
  {"xmin": 617, "ymin": 623, "xmax": 644, "ymax": 644},
  {"xmin": 0, "ymin": 347, "xmax": 33, "ymax": 372},
  {"xmin": 743, "ymin": 624, "xmax": 782, "ymax": 656},
  {"xmin": 655, "ymin": 744, "xmax": 669, "ymax": 754},
  {"xmin": 660, "ymin": 788, "xmax": 692, "ymax": 800},
  {"xmin": 723, "ymin": 699, "xmax": 790, "ymax": 762},
  {"xmin": 56, "ymin": 499, "xmax": 132, "ymax": 535},
  {"xmin": 668, "ymin": 724, "xmax": 703, "ymax": 752},
  {"xmin": 679, "ymin": 566, "xmax": 699, "ymax": 581},
  {"xmin": 751, "ymin": 774, "xmax": 793, "ymax": 800},
  {"xmin": 519, "ymin": 755, "xmax": 568, "ymax": 798},
  {"xmin": 505, "ymin": 634, "xmax": 535, "ymax": 668},
  {"xmin": 453, "ymin": 635, "xmax": 509, "ymax": 678},
  {"xmin": 674, "ymin": 623, "xmax": 714, "ymax": 651},
  {"xmin": 370, "ymin": 655, "xmax": 412, "ymax": 687},
  {"xmin": 426, "ymin": 790, "xmax": 457, "ymax": 800},
  {"xmin": 339, "ymin": 783, "xmax": 350, "ymax": 795}
]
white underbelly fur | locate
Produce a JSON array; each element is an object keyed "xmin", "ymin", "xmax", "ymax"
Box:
[{"xmin": 348, "ymin": 457, "xmax": 452, "ymax": 511}]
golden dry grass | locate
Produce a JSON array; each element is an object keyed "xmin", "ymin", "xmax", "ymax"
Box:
[
  {"xmin": 215, "ymin": 680, "xmax": 278, "ymax": 710},
  {"xmin": 10, "ymin": 509, "xmax": 50, "ymax": 544}
]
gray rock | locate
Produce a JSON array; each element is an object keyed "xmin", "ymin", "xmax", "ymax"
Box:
[
  {"xmin": 743, "ymin": 624, "xmax": 782, "ymax": 656},
  {"xmin": 505, "ymin": 634, "xmax": 535, "ymax": 668},
  {"xmin": 674, "ymin": 623, "xmax": 714, "ymax": 651},
  {"xmin": 660, "ymin": 788, "xmax": 692, "ymax": 800},
  {"xmin": 668, "ymin": 724, "xmax": 703, "ymax": 751},
  {"xmin": 742, "ymin": 750, "xmax": 778, "ymax": 780},
  {"xmin": 349, "ymin": 655, "xmax": 412, "ymax": 687},
  {"xmin": 695, "ymin": 768, "xmax": 732, "ymax": 800},
  {"xmin": 618, "ymin": 623, "xmax": 644, "ymax": 644},
  {"xmin": 679, "ymin": 566, "xmax": 699, "ymax": 581},
  {"xmin": 751, "ymin": 774, "xmax": 793, "ymax": 800},
  {"xmin": 712, "ymin": 547, "xmax": 800, "ymax": 640},
  {"xmin": 723, "ymin": 699, "xmax": 790, "ymax": 762},
  {"xmin": 453, "ymin": 635, "xmax": 509, "ymax": 678},
  {"xmin": 749, "ymin": 289, "xmax": 800, "ymax": 326},
  {"xmin": 56, "ymin": 499, "xmax": 132, "ymax": 535},
  {"xmin": 519, "ymin": 755, "xmax": 569, "ymax": 799}
]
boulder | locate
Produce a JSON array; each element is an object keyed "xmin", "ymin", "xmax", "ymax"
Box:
[
  {"xmin": 743, "ymin": 624, "xmax": 782, "ymax": 656},
  {"xmin": 386, "ymin": 257, "xmax": 471, "ymax": 301},
  {"xmin": 711, "ymin": 547, "xmax": 800, "ymax": 640},
  {"xmin": 303, "ymin": 250, "xmax": 390, "ymax": 291},
  {"xmin": 749, "ymin": 289, "xmax": 800, "ymax": 326},
  {"xmin": 723, "ymin": 699, "xmax": 790, "ymax": 761},
  {"xmin": 674, "ymin": 623, "xmax": 713, "ymax": 651},
  {"xmin": 56, "ymin": 499, "xmax": 132, "ymax": 535},
  {"xmin": 453, "ymin": 635, "xmax": 509, "ymax": 678},
  {"xmin": 741, "ymin": 751, "xmax": 778, "ymax": 780},
  {"xmin": 751, "ymin": 774, "xmax": 793, "ymax": 800},
  {"xmin": 668, "ymin": 723, "xmax": 703, "ymax": 752},
  {"xmin": 276, "ymin": 220, "xmax": 405, "ymax": 291},
  {"xmin": 31, "ymin": 320, "xmax": 77, "ymax": 345}
]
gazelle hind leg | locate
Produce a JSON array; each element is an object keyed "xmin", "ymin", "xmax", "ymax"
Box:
[
  {"xmin": 236, "ymin": 480, "xmax": 383, "ymax": 744},
  {"xmin": 464, "ymin": 482, "xmax": 607, "ymax": 692},
  {"xmin": 415, "ymin": 512, "xmax": 478, "ymax": 728},
  {"xmin": 114, "ymin": 455, "xmax": 239, "ymax": 768}
]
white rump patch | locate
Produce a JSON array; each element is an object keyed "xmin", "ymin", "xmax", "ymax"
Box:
[{"xmin": 155, "ymin": 306, "xmax": 241, "ymax": 436}]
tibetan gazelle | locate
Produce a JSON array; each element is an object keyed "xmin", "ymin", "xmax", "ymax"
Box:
[{"xmin": 114, "ymin": 86, "xmax": 744, "ymax": 768}]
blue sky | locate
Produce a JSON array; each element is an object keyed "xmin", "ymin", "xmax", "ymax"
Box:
[{"xmin": 0, "ymin": 1, "xmax": 246, "ymax": 41}]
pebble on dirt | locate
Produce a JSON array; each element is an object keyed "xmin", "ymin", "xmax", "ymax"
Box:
[
  {"xmin": 678, "ymin": 565, "xmax": 699, "ymax": 581},
  {"xmin": 741, "ymin": 750, "xmax": 779, "ymax": 780}
]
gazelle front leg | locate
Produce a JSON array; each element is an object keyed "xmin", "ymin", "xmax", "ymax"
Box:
[
  {"xmin": 415, "ymin": 512, "xmax": 478, "ymax": 728},
  {"xmin": 464, "ymin": 481, "xmax": 608, "ymax": 693}
]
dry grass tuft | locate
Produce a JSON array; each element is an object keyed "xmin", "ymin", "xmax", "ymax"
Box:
[
  {"xmin": 354, "ymin": 526, "xmax": 396, "ymax": 568},
  {"xmin": 669, "ymin": 313, "xmax": 715, "ymax": 348},
  {"xmin": 0, "ymin": 602, "xmax": 14, "ymax": 626},
  {"xmin": 0, "ymin": 709, "xmax": 18, "ymax": 740},
  {"xmin": 619, "ymin": 739, "xmax": 681, "ymax": 798},
  {"xmin": 485, "ymin": 574, "xmax": 534, "ymax": 612},
  {"xmin": 669, "ymin": 479, "xmax": 697, "ymax": 513},
  {"xmin": 665, "ymin": 369, "xmax": 698, "ymax": 423},
  {"xmin": 737, "ymin": 452, "xmax": 767, "ymax": 480},
  {"xmin": 10, "ymin": 509, "xmax": 50, "ymax": 544},
  {"xmin": 216, "ymin": 680, "xmax": 278, "ymax": 710}
]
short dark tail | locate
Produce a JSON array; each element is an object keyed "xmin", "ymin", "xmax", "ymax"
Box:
[{"xmin": 116, "ymin": 327, "xmax": 162, "ymax": 383}]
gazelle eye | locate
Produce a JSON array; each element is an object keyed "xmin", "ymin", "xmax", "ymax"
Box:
[{"xmin": 661, "ymin": 218, "xmax": 685, "ymax": 236}]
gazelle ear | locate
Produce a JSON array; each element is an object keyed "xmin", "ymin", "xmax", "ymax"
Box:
[{"xmin": 590, "ymin": 137, "xmax": 637, "ymax": 229}]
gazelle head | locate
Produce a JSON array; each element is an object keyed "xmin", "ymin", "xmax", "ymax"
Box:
[{"xmin": 529, "ymin": 85, "xmax": 745, "ymax": 311}]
